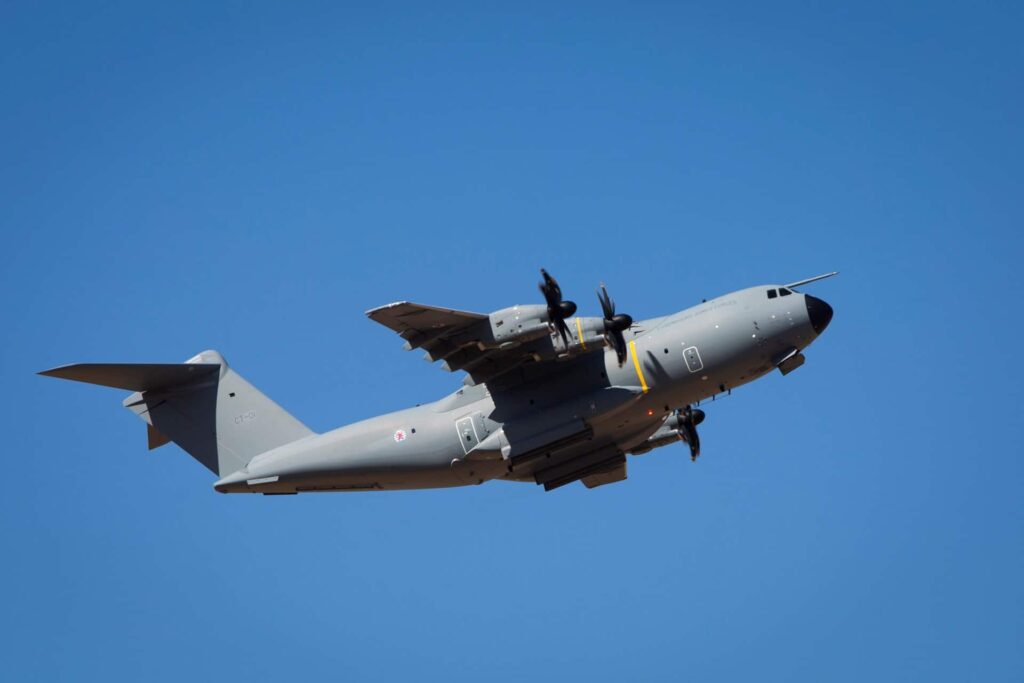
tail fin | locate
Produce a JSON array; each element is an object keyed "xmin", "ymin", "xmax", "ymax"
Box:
[{"xmin": 39, "ymin": 350, "xmax": 314, "ymax": 476}]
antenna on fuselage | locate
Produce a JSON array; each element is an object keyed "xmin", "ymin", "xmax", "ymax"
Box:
[{"xmin": 784, "ymin": 271, "xmax": 838, "ymax": 289}]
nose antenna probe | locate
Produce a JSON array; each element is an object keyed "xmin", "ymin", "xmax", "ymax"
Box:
[{"xmin": 784, "ymin": 271, "xmax": 838, "ymax": 289}]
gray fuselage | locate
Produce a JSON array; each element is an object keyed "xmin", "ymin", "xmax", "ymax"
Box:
[{"xmin": 214, "ymin": 285, "xmax": 832, "ymax": 493}]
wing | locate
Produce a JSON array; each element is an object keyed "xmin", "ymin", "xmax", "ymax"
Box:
[
  {"xmin": 367, "ymin": 301, "xmax": 492, "ymax": 368},
  {"xmin": 366, "ymin": 301, "xmax": 488, "ymax": 340},
  {"xmin": 367, "ymin": 301, "xmax": 551, "ymax": 385}
]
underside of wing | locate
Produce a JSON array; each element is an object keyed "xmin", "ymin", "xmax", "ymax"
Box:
[
  {"xmin": 367, "ymin": 301, "xmax": 531, "ymax": 382},
  {"xmin": 366, "ymin": 301, "xmax": 507, "ymax": 378}
]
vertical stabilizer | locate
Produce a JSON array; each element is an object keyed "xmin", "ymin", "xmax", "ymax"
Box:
[{"xmin": 40, "ymin": 350, "xmax": 314, "ymax": 476}]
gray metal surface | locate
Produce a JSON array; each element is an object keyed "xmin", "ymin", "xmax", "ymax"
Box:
[{"xmin": 39, "ymin": 273, "xmax": 835, "ymax": 494}]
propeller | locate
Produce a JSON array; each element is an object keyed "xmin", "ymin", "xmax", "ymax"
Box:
[
  {"xmin": 597, "ymin": 283, "xmax": 633, "ymax": 365},
  {"xmin": 677, "ymin": 405, "xmax": 705, "ymax": 461},
  {"xmin": 539, "ymin": 269, "xmax": 577, "ymax": 346}
]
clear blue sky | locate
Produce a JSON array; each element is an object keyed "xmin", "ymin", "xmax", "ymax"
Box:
[{"xmin": 2, "ymin": 2, "xmax": 1021, "ymax": 680}]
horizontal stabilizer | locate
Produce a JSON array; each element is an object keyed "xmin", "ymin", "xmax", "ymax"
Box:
[{"xmin": 38, "ymin": 363, "xmax": 219, "ymax": 391}]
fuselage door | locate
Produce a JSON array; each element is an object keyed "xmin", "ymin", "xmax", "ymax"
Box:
[
  {"xmin": 455, "ymin": 414, "xmax": 481, "ymax": 455},
  {"xmin": 683, "ymin": 345, "xmax": 704, "ymax": 373}
]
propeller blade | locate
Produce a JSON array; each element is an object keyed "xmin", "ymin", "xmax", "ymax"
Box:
[
  {"xmin": 539, "ymin": 269, "xmax": 577, "ymax": 347},
  {"xmin": 596, "ymin": 283, "xmax": 633, "ymax": 366},
  {"xmin": 678, "ymin": 406, "xmax": 704, "ymax": 461},
  {"xmin": 539, "ymin": 269, "xmax": 562, "ymax": 308},
  {"xmin": 690, "ymin": 407, "xmax": 705, "ymax": 427},
  {"xmin": 597, "ymin": 283, "xmax": 614, "ymax": 319},
  {"xmin": 610, "ymin": 331, "xmax": 627, "ymax": 365},
  {"xmin": 554, "ymin": 317, "xmax": 571, "ymax": 346}
]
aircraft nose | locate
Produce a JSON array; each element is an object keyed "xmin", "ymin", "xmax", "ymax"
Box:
[{"xmin": 805, "ymin": 294, "xmax": 833, "ymax": 335}]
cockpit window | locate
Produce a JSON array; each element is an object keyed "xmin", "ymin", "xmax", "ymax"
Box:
[
  {"xmin": 780, "ymin": 288, "xmax": 792, "ymax": 296},
  {"xmin": 767, "ymin": 289, "xmax": 777, "ymax": 299}
]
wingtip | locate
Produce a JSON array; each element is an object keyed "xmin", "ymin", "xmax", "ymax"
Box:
[{"xmin": 365, "ymin": 301, "xmax": 410, "ymax": 317}]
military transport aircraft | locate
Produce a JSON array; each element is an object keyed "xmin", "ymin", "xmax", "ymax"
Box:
[{"xmin": 40, "ymin": 271, "xmax": 835, "ymax": 493}]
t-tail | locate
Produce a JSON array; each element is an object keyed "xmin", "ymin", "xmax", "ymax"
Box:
[{"xmin": 38, "ymin": 350, "xmax": 314, "ymax": 477}]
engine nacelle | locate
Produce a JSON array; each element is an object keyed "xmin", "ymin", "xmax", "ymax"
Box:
[
  {"xmin": 560, "ymin": 316, "xmax": 608, "ymax": 355},
  {"xmin": 629, "ymin": 417, "xmax": 684, "ymax": 455},
  {"xmin": 477, "ymin": 309, "xmax": 609, "ymax": 361},
  {"xmin": 422, "ymin": 306, "xmax": 611, "ymax": 372},
  {"xmin": 433, "ymin": 307, "xmax": 612, "ymax": 367},
  {"xmin": 522, "ymin": 315, "xmax": 608, "ymax": 362},
  {"xmin": 629, "ymin": 408, "xmax": 704, "ymax": 458},
  {"xmin": 477, "ymin": 304, "xmax": 552, "ymax": 349}
]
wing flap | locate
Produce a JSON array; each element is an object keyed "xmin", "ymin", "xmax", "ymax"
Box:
[
  {"xmin": 536, "ymin": 449, "xmax": 626, "ymax": 491},
  {"xmin": 581, "ymin": 462, "xmax": 628, "ymax": 489}
]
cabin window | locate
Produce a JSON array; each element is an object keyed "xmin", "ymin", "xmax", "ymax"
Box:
[{"xmin": 767, "ymin": 289, "xmax": 777, "ymax": 299}]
